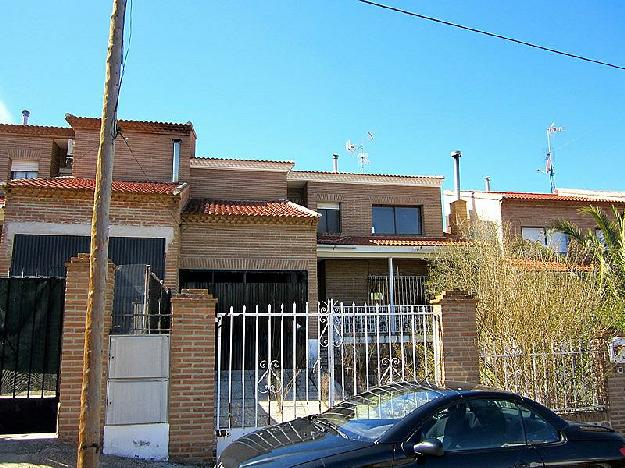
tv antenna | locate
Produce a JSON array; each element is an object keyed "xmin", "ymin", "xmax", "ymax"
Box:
[
  {"xmin": 537, "ymin": 123, "xmax": 564, "ymax": 193},
  {"xmin": 345, "ymin": 131, "xmax": 375, "ymax": 173}
]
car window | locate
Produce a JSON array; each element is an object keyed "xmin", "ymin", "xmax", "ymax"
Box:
[
  {"xmin": 518, "ymin": 404, "xmax": 560, "ymax": 444},
  {"xmin": 421, "ymin": 399, "xmax": 525, "ymax": 451}
]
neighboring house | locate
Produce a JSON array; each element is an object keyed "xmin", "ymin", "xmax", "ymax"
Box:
[
  {"xmin": 0, "ymin": 113, "xmax": 454, "ymax": 314},
  {"xmin": 444, "ymin": 189, "xmax": 625, "ymax": 253}
]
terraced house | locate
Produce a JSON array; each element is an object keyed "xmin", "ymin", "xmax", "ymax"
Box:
[{"xmin": 0, "ymin": 113, "xmax": 454, "ymax": 313}]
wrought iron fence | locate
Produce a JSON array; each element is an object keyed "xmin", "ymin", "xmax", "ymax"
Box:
[
  {"xmin": 481, "ymin": 341, "xmax": 608, "ymax": 413},
  {"xmin": 215, "ymin": 301, "xmax": 438, "ymax": 453},
  {"xmin": 367, "ymin": 275, "xmax": 428, "ymax": 305}
]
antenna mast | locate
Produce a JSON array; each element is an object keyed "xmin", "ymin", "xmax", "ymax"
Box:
[
  {"xmin": 545, "ymin": 123, "xmax": 563, "ymax": 193},
  {"xmin": 345, "ymin": 131, "xmax": 375, "ymax": 173}
]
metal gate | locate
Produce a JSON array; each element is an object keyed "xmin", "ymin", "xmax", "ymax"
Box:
[
  {"xmin": 0, "ymin": 277, "xmax": 65, "ymax": 434},
  {"xmin": 215, "ymin": 301, "xmax": 439, "ymax": 455}
]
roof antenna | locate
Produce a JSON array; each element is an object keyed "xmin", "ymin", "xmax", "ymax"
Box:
[
  {"xmin": 538, "ymin": 123, "xmax": 564, "ymax": 193},
  {"xmin": 345, "ymin": 131, "xmax": 375, "ymax": 173}
]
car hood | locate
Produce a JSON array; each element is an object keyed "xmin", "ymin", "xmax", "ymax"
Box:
[{"xmin": 218, "ymin": 417, "xmax": 367, "ymax": 467}]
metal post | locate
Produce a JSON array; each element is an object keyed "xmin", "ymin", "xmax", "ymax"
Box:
[
  {"xmin": 388, "ymin": 257, "xmax": 395, "ymax": 314},
  {"xmin": 328, "ymin": 300, "xmax": 335, "ymax": 407}
]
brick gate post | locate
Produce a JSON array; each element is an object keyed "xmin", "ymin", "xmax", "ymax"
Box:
[
  {"xmin": 57, "ymin": 254, "xmax": 115, "ymax": 444},
  {"xmin": 431, "ymin": 290, "xmax": 480, "ymax": 386},
  {"xmin": 607, "ymin": 365, "xmax": 625, "ymax": 433},
  {"xmin": 168, "ymin": 289, "xmax": 218, "ymax": 464}
]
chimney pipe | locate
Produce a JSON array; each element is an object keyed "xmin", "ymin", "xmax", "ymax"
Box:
[
  {"xmin": 332, "ymin": 153, "xmax": 339, "ymax": 173},
  {"xmin": 484, "ymin": 176, "xmax": 491, "ymax": 192},
  {"xmin": 172, "ymin": 139, "xmax": 181, "ymax": 183},
  {"xmin": 21, "ymin": 110, "xmax": 30, "ymax": 125},
  {"xmin": 451, "ymin": 150, "xmax": 462, "ymax": 201}
]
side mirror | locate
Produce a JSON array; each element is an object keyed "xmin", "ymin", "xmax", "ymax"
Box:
[{"xmin": 412, "ymin": 439, "xmax": 444, "ymax": 457}]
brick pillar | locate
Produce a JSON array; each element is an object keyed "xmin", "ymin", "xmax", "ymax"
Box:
[
  {"xmin": 608, "ymin": 365, "xmax": 625, "ymax": 433},
  {"xmin": 431, "ymin": 290, "xmax": 480, "ymax": 385},
  {"xmin": 168, "ymin": 289, "xmax": 218, "ymax": 463},
  {"xmin": 57, "ymin": 254, "xmax": 115, "ymax": 444}
]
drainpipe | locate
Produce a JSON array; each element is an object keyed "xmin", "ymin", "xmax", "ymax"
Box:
[
  {"xmin": 451, "ymin": 150, "xmax": 462, "ymax": 200},
  {"xmin": 388, "ymin": 257, "xmax": 395, "ymax": 313}
]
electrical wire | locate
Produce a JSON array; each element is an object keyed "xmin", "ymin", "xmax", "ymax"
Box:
[{"xmin": 356, "ymin": 0, "xmax": 625, "ymax": 72}]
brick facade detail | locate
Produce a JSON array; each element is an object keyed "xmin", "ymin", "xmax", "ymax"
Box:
[
  {"xmin": 431, "ymin": 290, "xmax": 480, "ymax": 385},
  {"xmin": 168, "ymin": 289, "xmax": 218, "ymax": 463},
  {"xmin": 189, "ymin": 167, "xmax": 288, "ymax": 200},
  {"xmin": 57, "ymin": 254, "xmax": 115, "ymax": 444}
]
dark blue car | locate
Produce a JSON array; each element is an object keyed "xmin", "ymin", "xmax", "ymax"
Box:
[{"xmin": 218, "ymin": 381, "xmax": 625, "ymax": 467}]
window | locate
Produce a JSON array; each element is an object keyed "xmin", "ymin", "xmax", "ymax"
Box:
[
  {"xmin": 317, "ymin": 202, "xmax": 341, "ymax": 234},
  {"xmin": 518, "ymin": 404, "xmax": 560, "ymax": 445},
  {"xmin": 521, "ymin": 227, "xmax": 568, "ymax": 254},
  {"xmin": 10, "ymin": 160, "xmax": 38, "ymax": 180},
  {"xmin": 421, "ymin": 399, "xmax": 525, "ymax": 451},
  {"xmin": 372, "ymin": 206, "xmax": 422, "ymax": 235}
]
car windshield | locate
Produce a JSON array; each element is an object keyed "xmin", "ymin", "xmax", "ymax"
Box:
[{"xmin": 317, "ymin": 383, "xmax": 443, "ymax": 442}]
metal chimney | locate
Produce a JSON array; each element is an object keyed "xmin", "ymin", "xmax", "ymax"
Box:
[
  {"xmin": 451, "ymin": 150, "xmax": 462, "ymax": 201},
  {"xmin": 172, "ymin": 139, "xmax": 181, "ymax": 183},
  {"xmin": 21, "ymin": 110, "xmax": 30, "ymax": 125},
  {"xmin": 332, "ymin": 153, "xmax": 339, "ymax": 173},
  {"xmin": 484, "ymin": 176, "xmax": 491, "ymax": 192}
]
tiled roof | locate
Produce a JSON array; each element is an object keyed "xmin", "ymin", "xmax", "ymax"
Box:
[
  {"xmin": 6, "ymin": 177, "xmax": 184, "ymax": 195},
  {"xmin": 317, "ymin": 235, "xmax": 461, "ymax": 247},
  {"xmin": 65, "ymin": 114, "xmax": 194, "ymax": 134},
  {"xmin": 0, "ymin": 123, "xmax": 74, "ymax": 138},
  {"xmin": 194, "ymin": 156, "xmax": 294, "ymax": 164},
  {"xmin": 184, "ymin": 199, "xmax": 320, "ymax": 219},
  {"xmin": 494, "ymin": 191, "xmax": 625, "ymax": 204},
  {"xmin": 191, "ymin": 157, "xmax": 294, "ymax": 172},
  {"xmin": 294, "ymin": 170, "xmax": 444, "ymax": 180},
  {"xmin": 288, "ymin": 171, "xmax": 443, "ymax": 187}
]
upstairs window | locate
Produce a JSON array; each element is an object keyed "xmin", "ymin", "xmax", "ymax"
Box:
[
  {"xmin": 317, "ymin": 202, "xmax": 341, "ymax": 234},
  {"xmin": 372, "ymin": 205, "xmax": 422, "ymax": 235},
  {"xmin": 10, "ymin": 160, "xmax": 39, "ymax": 180},
  {"xmin": 521, "ymin": 227, "xmax": 568, "ymax": 254}
]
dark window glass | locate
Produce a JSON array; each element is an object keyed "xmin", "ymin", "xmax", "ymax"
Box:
[
  {"xmin": 372, "ymin": 206, "xmax": 396, "ymax": 234},
  {"xmin": 518, "ymin": 405, "xmax": 560, "ymax": 444},
  {"xmin": 395, "ymin": 207, "xmax": 421, "ymax": 234},
  {"xmin": 372, "ymin": 206, "xmax": 422, "ymax": 235},
  {"xmin": 421, "ymin": 399, "xmax": 525, "ymax": 451},
  {"xmin": 10, "ymin": 170, "xmax": 38, "ymax": 180},
  {"xmin": 318, "ymin": 208, "xmax": 341, "ymax": 234}
]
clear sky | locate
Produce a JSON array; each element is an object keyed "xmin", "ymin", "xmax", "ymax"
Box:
[{"xmin": 1, "ymin": 1, "xmax": 623, "ymax": 194}]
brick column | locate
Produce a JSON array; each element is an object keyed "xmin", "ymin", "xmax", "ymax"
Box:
[
  {"xmin": 168, "ymin": 289, "xmax": 218, "ymax": 463},
  {"xmin": 608, "ymin": 365, "xmax": 625, "ymax": 433},
  {"xmin": 431, "ymin": 290, "xmax": 480, "ymax": 385},
  {"xmin": 57, "ymin": 254, "xmax": 115, "ymax": 444}
]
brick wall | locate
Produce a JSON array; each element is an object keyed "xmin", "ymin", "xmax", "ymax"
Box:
[
  {"xmin": 608, "ymin": 366, "xmax": 625, "ymax": 433},
  {"xmin": 501, "ymin": 199, "xmax": 625, "ymax": 237},
  {"xmin": 323, "ymin": 258, "xmax": 429, "ymax": 303},
  {"xmin": 168, "ymin": 289, "xmax": 217, "ymax": 463},
  {"xmin": 189, "ymin": 167, "xmax": 288, "ymax": 200},
  {"xmin": 180, "ymin": 220, "xmax": 318, "ymax": 306},
  {"xmin": 72, "ymin": 128, "xmax": 193, "ymax": 183},
  {"xmin": 431, "ymin": 290, "xmax": 480, "ymax": 385},
  {"xmin": 306, "ymin": 181, "xmax": 444, "ymax": 238},
  {"xmin": 0, "ymin": 188, "xmax": 182, "ymax": 288},
  {"xmin": 0, "ymin": 133, "xmax": 58, "ymax": 182},
  {"xmin": 57, "ymin": 254, "xmax": 115, "ymax": 444}
]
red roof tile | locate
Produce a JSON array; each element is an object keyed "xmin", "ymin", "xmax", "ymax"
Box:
[
  {"xmin": 65, "ymin": 114, "xmax": 194, "ymax": 134},
  {"xmin": 184, "ymin": 199, "xmax": 319, "ymax": 219},
  {"xmin": 6, "ymin": 177, "xmax": 183, "ymax": 195},
  {"xmin": 0, "ymin": 123, "xmax": 74, "ymax": 138},
  {"xmin": 494, "ymin": 191, "xmax": 625, "ymax": 204},
  {"xmin": 318, "ymin": 235, "xmax": 461, "ymax": 246}
]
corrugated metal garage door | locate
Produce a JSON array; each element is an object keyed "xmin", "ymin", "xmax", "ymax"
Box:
[{"xmin": 10, "ymin": 234, "xmax": 166, "ymax": 279}]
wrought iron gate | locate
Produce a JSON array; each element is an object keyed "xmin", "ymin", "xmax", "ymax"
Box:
[
  {"xmin": 215, "ymin": 301, "xmax": 439, "ymax": 456},
  {"xmin": 0, "ymin": 277, "xmax": 65, "ymax": 434}
]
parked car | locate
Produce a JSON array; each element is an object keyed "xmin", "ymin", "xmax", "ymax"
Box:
[{"xmin": 217, "ymin": 381, "xmax": 625, "ymax": 467}]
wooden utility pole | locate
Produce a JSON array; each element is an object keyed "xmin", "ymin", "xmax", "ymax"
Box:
[{"xmin": 77, "ymin": 0, "xmax": 126, "ymax": 466}]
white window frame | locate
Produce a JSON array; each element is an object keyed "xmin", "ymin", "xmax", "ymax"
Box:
[{"xmin": 10, "ymin": 160, "xmax": 39, "ymax": 180}]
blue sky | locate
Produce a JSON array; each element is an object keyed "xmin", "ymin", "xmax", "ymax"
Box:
[{"xmin": 1, "ymin": 1, "xmax": 623, "ymax": 193}]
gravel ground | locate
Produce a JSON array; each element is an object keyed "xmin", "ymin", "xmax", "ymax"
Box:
[{"xmin": 0, "ymin": 434, "xmax": 201, "ymax": 468}]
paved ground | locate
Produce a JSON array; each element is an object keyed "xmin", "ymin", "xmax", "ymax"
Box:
[{"xmin": 0, "ymin": 434, "xmax": 198, "ymax": 468}]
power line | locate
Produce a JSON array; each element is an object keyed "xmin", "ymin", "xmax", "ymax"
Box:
[{"xmin": 356, "ymin": 0, "xmax": 625, "ymax": 72}]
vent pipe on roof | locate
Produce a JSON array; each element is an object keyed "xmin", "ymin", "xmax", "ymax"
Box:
[
  {"xmin": 172, "ymin": 139, "xmax": 181, "ymax": 183},
  {"xmin": 484, "ymin": 176, "xmax": 491, "ymax": 192},
  {"xmin": 451, "ymin": 150, "xmax": 462, "ymax": 200},
  {"xmin": 332, "ymin": 153, "xmax": 339, "ymax": 173},
  {"xmin": 21, "ymin": 110, "xmax": 30, "ymax": 125}
]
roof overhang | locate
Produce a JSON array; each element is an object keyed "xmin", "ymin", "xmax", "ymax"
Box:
[
  {"xmin": 288, "ymin": 171, "xmax": 444, "ymax": 188},
  {"xmin": 317, "ymin": 244, "xmax": 440, "ymax": 259},
  {"xmin": 191, "ymin": 157, "xmax": 295, "ymax": 173}
]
